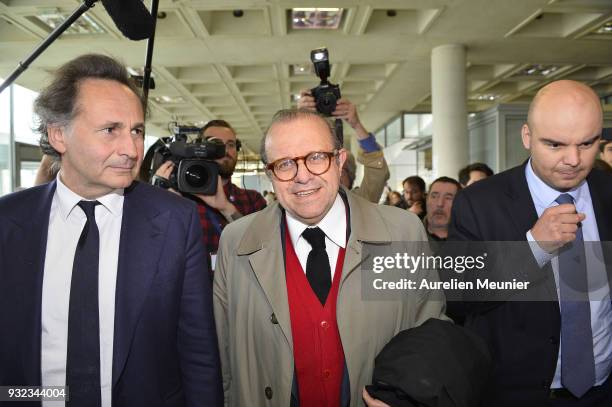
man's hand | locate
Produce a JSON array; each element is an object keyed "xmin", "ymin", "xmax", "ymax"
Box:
[
  {"xmin": 332, "ymin": 98, "xmax": 367, "ymax": 136},
  {"xmin": 530, "ymin": 204, "xmax": 586, "ymax": 253},
  {"xmin": 363, "ymin": 388, "xmax": 390, "ymax": 407},
  {"xmin": 154, "ymin": 161, "xmax": 181, "ymax": 196},
  {"xmin": 297, "ymin": 89, "xmax": 317, "ymax": 111},
  {"xmin": 297, "ymin": 90, "xmax": 369, "ymax": 140},
  {"xmin": 193, "ymin": 176, "xmax": 240, "ymax": 221}
]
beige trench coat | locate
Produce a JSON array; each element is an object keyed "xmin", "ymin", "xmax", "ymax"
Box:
[{"xmin": 213, "ymin": 190, "xmax": 448, "ymax": 406}]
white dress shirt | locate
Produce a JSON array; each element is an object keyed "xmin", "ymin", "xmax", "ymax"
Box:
[
  {"xmin": 286, "ymin": 194, "xmax": 347, "ymax": 278},
  {"xmin": 41, "ymin": 174, "xmax": 124, "ymax": 407},
  {"xmin": 525, "ymin": 160, "xmax": 612, "ymax": 388}
]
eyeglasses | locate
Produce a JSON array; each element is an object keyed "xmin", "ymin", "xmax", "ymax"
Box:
[{"xmin": 266, "ymin": 150, "xmax": 338, "ymax": 182}]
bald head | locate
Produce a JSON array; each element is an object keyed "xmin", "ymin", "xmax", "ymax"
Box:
[
  {"xmin": 522, "ymin": 80, "xmax": 603, "ymax": 191},
  {"xmin": 527, "ymin": 80, "xmax": 602, "ymax": 133}
]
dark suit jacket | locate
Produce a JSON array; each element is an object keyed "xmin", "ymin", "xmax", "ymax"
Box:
[
  {"xmin": 448, "ymin": 163, "xmax": 612, "ymax": 407},
  {"xmin": 0, "ymin": 181, "xmax": 222, "ymax": 407}
]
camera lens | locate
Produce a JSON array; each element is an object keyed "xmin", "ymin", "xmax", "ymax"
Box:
[{"xmin": 184, "ymin": 164, "xmax": 210, "ymax": 188}]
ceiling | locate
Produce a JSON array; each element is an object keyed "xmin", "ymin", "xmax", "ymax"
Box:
[{"xmin": 1, "ymin": 0, "xmax": 611, "ymax": 158}]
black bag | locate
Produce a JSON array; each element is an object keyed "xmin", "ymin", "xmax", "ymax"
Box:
[{"xmin": 366, "ymin": 318, "xmax": 491, "ymax": 407}]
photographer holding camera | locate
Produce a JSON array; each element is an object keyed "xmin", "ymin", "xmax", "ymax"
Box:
[
  {"xmin": 298, "ymin": 90, "xmax": 389, "ymax": 203},
  {"xmin": 154, "ymin": 119, "xmax": 266, "ymax": 261}
]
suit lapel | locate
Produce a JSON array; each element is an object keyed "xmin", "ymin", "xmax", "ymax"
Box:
[
  {"xmin": 506, "ymin": 163, "xmax": 540, "ymax": 239},
  {"xmin": 588, "ymin": 170, "xmax": 612, "ymax": 242},
  {"xmin": 248, "ymin": 244, "xmax": 294, "ymax": 350},
  {"xmin": 10, "ymin": 182, "xmax": 56, "ymax": 385},
  {"xmin": 237, "ymin": 204, "xmax": 294, "ymax": 349},
  {"xmin": 586, "ymin": 170, "xmax": 612, "ymax": 296},
  {"xmin": 112, "ymin": 183, "xmax": 169, "ymax": 385},
  {"xmin": 341, "ymin": 191, "xmax": 391, "ymax": 286}
]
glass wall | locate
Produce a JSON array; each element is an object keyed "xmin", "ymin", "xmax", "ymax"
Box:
[
  {"xmin": 385, "ymin": 117, "xmax": 401, "ymax": 145},
  {"xmin": 19, "ymin": 160, "xmax": 39, "ymax": 189},
  {"xmin": 374, "ymin": 112, "xmax": 433, "ymax": 148},
  {"xmin": 374, "ymin": 128, "xmax": 385, "ymax": 146},
  {"xmin": 0, "ymin": 81, "xmax": 43, "ymax": 194},
  {"xmin": 13, "ymin": 84, "xmax": 38, "ymax": 145},
  {"xmin": 0, "ymin": 79, "xmax": 11, "ymax": 196}
]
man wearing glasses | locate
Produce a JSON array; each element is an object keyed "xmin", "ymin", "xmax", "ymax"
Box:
[
  {"xmin": 155, "ymin": 119, "xmax": 266, "ymax": 265},
  {"xmin": 213, "ymin": 108, "xmax": 448, "ymax": 406}
]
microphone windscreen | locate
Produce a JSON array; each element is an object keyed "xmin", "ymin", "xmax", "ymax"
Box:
[{"xmin": 101, "ymin": 0, "xmax": 154, "ymax": 41}]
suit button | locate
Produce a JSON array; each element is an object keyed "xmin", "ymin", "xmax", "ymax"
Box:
[
  {"xmin": 323, "ymin": 369, "xmax": 331, "ymax": 379},
  {"xmin": 270, "ymin": 313, "xmax": 278, "ymax": 324},
  {"xmin": 265, "ymin": 386, "xmax": 273, "ymax": 399},
  {"xmin": 549, "ymin": 336, "xmax": 558, "ymax": 345},
  {"xmin": 541, "ymin": 380, "xmax": 549, "ymax": 389},
  {"xmin": 320, "ymin": 320, "xmax": 329, "ymax": 329}
]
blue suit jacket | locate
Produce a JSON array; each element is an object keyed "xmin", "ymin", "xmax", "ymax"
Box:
[{"xmin": 0, "ymin": 181, "xmax": 222, "ymax": 407}]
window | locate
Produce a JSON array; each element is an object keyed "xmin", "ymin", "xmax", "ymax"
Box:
[
  {"xmin": 13, "ymin": 83, "xmax": 39, "ymax": 146},
  {"xmin": 19, "ymin": 160, "xmax": 40, "ymax": 189},
  {"xmin": 403, "ymin": 114, "xmax": 419, "ymax": 137},
  {"xmin": 375, "ymin": 128, "xmax": 385, "ymax": 147},
  {"xmin": 0, "ymin": 79, "xmax": 11, "ymax": 195},
  {"xmin": 386, "ymin": 117, "xmax": 401, "ymax": 145}
]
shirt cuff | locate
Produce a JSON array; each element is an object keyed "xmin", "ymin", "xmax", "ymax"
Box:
[
  {"xmin": 358, "ymin": 134, "xmax": 380, "ymax": 153},
  {"xmin": 526, "ymin": 230, "xmax": 554, "ymax": 268}
]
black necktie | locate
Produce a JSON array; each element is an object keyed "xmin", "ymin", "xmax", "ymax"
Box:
[
  {"xmin": 555, "ymin": 193, "xmax": 595, "ymax": 397},
  {"xmin": 66, "ymin": 200, "xmax": 102, "ymax": 407},
  {"xmin": 302, "ymin": 227, "xmax": 332, "ymax": 305}
]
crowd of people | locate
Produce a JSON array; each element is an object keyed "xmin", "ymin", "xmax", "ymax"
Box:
[{"xmin": 1, "ymin": 53, "xmax": 611, "ymax": 407}]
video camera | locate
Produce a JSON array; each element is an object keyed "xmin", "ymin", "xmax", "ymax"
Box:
[
  {"xmin": 310, "ymin": 47, "xmax": 341, "ymax": 116},
  {"xmin": 151, "ymin": 123, "xmax": 225, "ymax": 195}
]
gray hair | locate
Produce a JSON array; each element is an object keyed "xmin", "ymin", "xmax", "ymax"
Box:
[
  {"xmin": 34, "ymin": 53, "xmax": 145, "ymax": 172},
  {"xmin": 260, "ymin": 108, "xmax": 341, "ymax": 164}
]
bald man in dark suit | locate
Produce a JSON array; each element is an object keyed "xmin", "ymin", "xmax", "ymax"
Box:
[{"xmin": 449, "ymin": 80, "xmax": 612, "ymax": 406}]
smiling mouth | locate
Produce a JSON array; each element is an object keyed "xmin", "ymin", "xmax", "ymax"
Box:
[{"xmin": 294, "ymin": 188, "xmax": 318, "ymax": 197}]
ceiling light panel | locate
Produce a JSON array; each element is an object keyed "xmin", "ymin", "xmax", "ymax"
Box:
[
  {"xmin": 34, "ymin": 11, "xmax": 104, "ymax": 35},
  {"xmin": 291, "ymin": 8, "xmax": 343, "ymax": 30}
]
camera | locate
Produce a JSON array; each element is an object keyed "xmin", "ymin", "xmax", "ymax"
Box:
[
  {"xmin": 310, "ymin": 47, "xmax": 341, "ymax": 116},
  {"xmin": 151, "ymin": 124, "xmax": 226, "ymax": 195}
]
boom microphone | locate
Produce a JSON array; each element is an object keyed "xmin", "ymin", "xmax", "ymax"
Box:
[{"xmin": 101, "ymin": 0, "xmax": 155, "ymax": 40}]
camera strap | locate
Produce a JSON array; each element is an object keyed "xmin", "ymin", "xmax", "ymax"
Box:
[{"xmin": 335, "ymin": 119, "xmax": 343, "ymax": 145}]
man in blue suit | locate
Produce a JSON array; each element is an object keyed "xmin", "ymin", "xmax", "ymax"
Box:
[{"xmin": 0, "ymin": 54, "xmax": 222, "ymax": 406}]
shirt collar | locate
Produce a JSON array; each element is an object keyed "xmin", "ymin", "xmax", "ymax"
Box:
[
  {"xmin": 286, "ymin": 193, "xmax": 347, "ymax": 250},
  {"xmin": 55, "ymin": 173, "xmax": 125, "ymax": 220},
  {"xmin": 525, "ymin": 158, "xmax": 586, "ymax": 208}
]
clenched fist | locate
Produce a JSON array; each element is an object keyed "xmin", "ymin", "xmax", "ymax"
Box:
[{"xmin": 530, "ymin": 203, "xmax": 586, "ymax": 253}]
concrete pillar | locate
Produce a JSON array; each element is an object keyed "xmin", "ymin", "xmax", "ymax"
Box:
[{"xmin": 431, "ymin": 44, "xmax": 468, "ymax": 179}]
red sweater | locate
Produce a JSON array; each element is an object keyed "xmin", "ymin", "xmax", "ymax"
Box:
[{"xmin": 285, "ymin": 224, "xmax": 346, "ymax": 406}]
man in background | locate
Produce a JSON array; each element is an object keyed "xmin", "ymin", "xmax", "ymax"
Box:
[
  {"xmin": 600, "ymin": 128, "xmax": 612, "ymax": 167},
  {"xmin": 402, "ymin": 175, "xmax": 427, "ymax": 219},
  {"xmin": 424, "ymin": 176, "xmax": 461, "ymax": 242},
  {"xmin": 155, "ymin": 119, "xmax": 266, "ymax": 261},
  {"xmin": 458, "ymin": 162, "xmax": 494, "ymax": 188}
]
